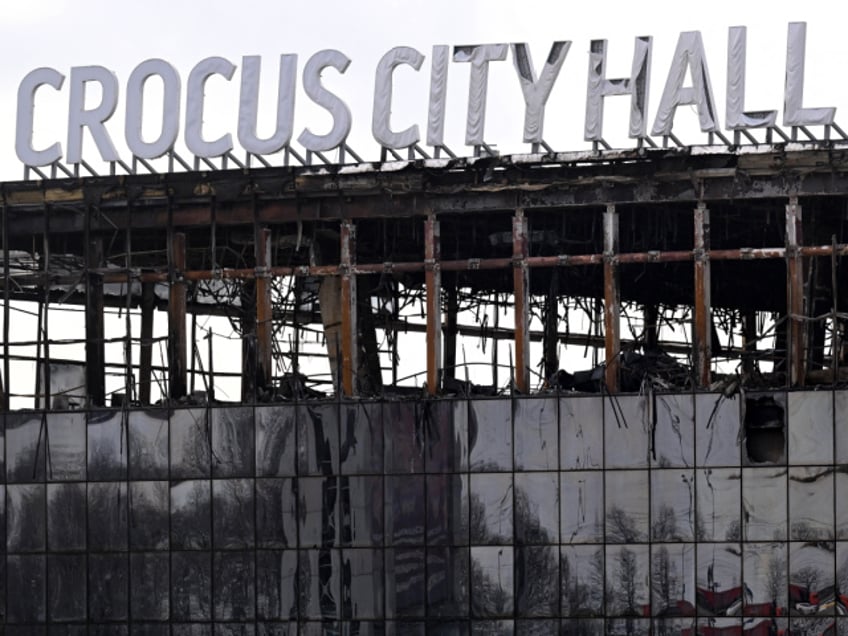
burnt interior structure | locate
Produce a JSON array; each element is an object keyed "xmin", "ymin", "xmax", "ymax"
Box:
[
  {"xmin": 3, "ymin": 145, "xmax": 848, "ymax": 635},
  {"xmin": 2, "ymin": 145, "xmax": 848, "ymax": 406}
]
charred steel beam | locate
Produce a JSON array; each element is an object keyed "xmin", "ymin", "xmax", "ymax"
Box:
[
  {"xmin": 85, "ymin": 235, "xmax": 105, "ymax": 407},
  {"xmin": 138, "ymin": 281, "xmax": 155, "ymax": 405},
  {"xmin": 424, "ymin": 214, "xmax": 442, "ymax": 395},
  {"xmin": 340, "ymin": 221, "xmax": 357, "ymax": 397},
  {"xmin": 786, "ymin": 196, "xmax": 806, "ymax": 386},
  {"xmin": 513, "ymin": 208, "xmax": 530, "ymax": 393},
  {"xmin": 443, "ymin": 276, "xmax": 458, "ymax": 381},
  {"xmin": 256, "ymin": 227, "xmax": 273, "ymax": 392},
  {"xmin": 603, "ymin": 204, "xmax": 620, "ymax": 392},
  {"xmin": 693, "ymin": 202, "xmax": 712, "ymax": 388},
  {"xmin": 168, "ymin": 232, "xmax": 188, "ymax": 400}
]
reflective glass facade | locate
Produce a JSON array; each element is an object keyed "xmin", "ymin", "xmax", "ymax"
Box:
[{"xmin": 2, "ymin": 391, "xmax": 848, "ymax": 634}]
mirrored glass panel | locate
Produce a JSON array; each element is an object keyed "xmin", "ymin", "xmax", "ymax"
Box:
[
  {"xmin": 211, "ymin": 406, "xmax": 254, "ymax": 477},
  {"xmin": 424, "ymin": 400, "xmax": 465, "ymax": 473},
  {"xmin": 129, "ymin": 480, "xmax": 169, "ymax": 550},
  {"xmin": 743, "ymin": 542, "xmax": 787, "ymax": 616},
  {"xmin": 48, "ymin": 554, "xmax": 86, "ymax": 621},
  {"xmin": 560, "ymin": 396, "xmax": 603, "ymax": 470},
  {"xmin": 255, "ymin": 405, "xmax": 296, "ymax": 477},
  {"xmin": 605, "ymin": 470, "xmax": 649, "ymax": 543},
  {"xmin": 789, "ymin": 467, "xmax": 834, "ymax": 540},
  {"xmin": 171, "ymin": 480, "xmax": 211, "ymax": 550},
  {"xmin": 650, "ymin": 544, "xmax": 695, "ymax": 617},
  {"xmin": 89, "ymin": 553, "xmax": 129, "ymax": 620},
  {"xmin": 385, "ymin": 547, "xmax": 425, "ymax": 619},
  {"xmin": 470, "ymin": 473, "xmax": 513, "ymax": 545},
  {"xmin": 170, "ymin": 409, "xmax": 210, "ymax": 479},
  {"xmin": 514, "ymin": 472, "xmax": 558, "ymax": 545},
  {"xmin": 255, "ymin": 477, "xmax": 296, "ymax": 549},
  {"xmin": 87, "ymin": 481, "xmax": 128, "ymax": 551},
  {"xmin": 130, "ymin": 552, "xmax": 169, "ymax": 620},
  {"xmin": 651, "ymin": 469, "xmax": 696, "ymax": 542},
  {"xmin": 604, "ymin": 395, "xmax": 650, "ymax": 469},
  {"xmin": 341, "ymin": 474, "xmax": 383, "ymax": 547},
  {"xmin": 298, "ymin": 476, "xmax": 339, "ymax": 548},
  {"xmin": 297, "ymin": 404, "xmax": 338, "ymax": 476},
  {"xmin": 515, "ymin": 545, "xmax": 558, "ymax": 617},
  {"xmin": 427, "ymin": 546, "xmax": 469, "ymax": 618},
  {"xmin": 743, "ymin": 467, "xmax": 788, "ymax": 541},
  {"xmin": 696, "ymin": 543, "xmax": 741, "ymax": 616},
  {"xmin": 695, "ymin": 393, "xmax": 741, "ymax": 467},
  {"xmin": 513, "ymin": 398, "xmax": 557, "ymax": 471},
  {"xmin": 696, "ymin": 468, "xmax": 741, "ymax": 542},
  {"xmin": 788, "ymin": 390, "xmax": 834, "ymax": 465},
  {"xmin": 342, "ymin": 548, "xmax": 384, "ymax": 620},
  {"xmin": 255, "ymin": 550, "xmax": 297, "ymax": 620},
  {"xmin": 213, "ymin": 551, "xmax": 255, "ymax": 620},
  {"xmin": 385, "ymin": 475, "xmax": 425, "ymax": 547},
  {"xmin": 790, "ymin": 542, "xmax": 835, "ymax": 616},
  {"xmin": 559, "ymin": 545, "xmax": 606, "ymax": 617},
  {"xmin": 212, "ymin": 478, "xmax": 255, "ymax": 549},
  {"xmin": 469, "ymin": 399, "xmax": 512, "ymax": 472},
  {"xmin": 171, "ymin": 551, "xmax": 212, "ymax": 620},
  {"xmin": 653, "ymin": 393, "xmax": 694, "ymax": 468},
  {"xmin": 605, "ymin": 544, "xmax": 649, "ymax": 617},
  {"xmin": 838, "ymin": 472, "xmax": 848, "ymax": 540},
  {"xmin": 48, "ymin": 411, "xmax": 86, "ymax": 481},
  {"xmin": 470, "ymin": 545, "xmax": 514, "ymax": 618},
  {"xmin": 427, "ymin": 473, "xmax": 468, "ymax": 546},
  {"xmin": 47, "ymin": 482, "xmax": 85, "ymax": 551},
  {"xmin": 384, "ymin": 402, "xmax": 425, "ymax": 475},
  {"xmin": 6, "ymin": 413, "xmax": 44, "ymax": 482},
  {"xmin": 340, "ymin": 402, "xmax": 383, "ymax": 475},
  {"xmin": 128, "ymin": 409, "xmax": 169, "ymax": 479},
  {"xmin": 7, "ymin": 483, "xmax": 45, "ymax": 552},
  {"xmin": 87, "ymin": 410, "xmax": 127, "ymax": 480},
  {"xmin": 561, "ymin": 471, "xmax": 603, "ymax": 544}
]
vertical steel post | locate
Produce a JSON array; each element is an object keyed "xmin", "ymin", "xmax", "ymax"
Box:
[
  {"xmin": 786, "ymin": 196, "xmax": 806, "ymax": 385},
  {"xmin": 694, "ymin": 202, "xmax": 712, "ymax": 388},
  {"xmin": 256, "ymin": 227, "xmax": 273, "ymax": 392},
  {"xmin": 603, "ymin": 204, "xmax": 620, "ymax": 392},
  {"xmin": 425, "ymin": 214, "xmax": 442, "ymax": 394},
  {"xmin": 86, "ymin": 235, "xmax": 106, "ymax": 407},
  {"xmin": 139, "ymin": 281, "xmax": 155, "ymax": 405},
  {"xmin": 513, "ymin": 208, "xmax": 530, "ymax": 392},
  {"xmin": 340, "ymin": 221, "xmax": 357, "ymax": 396},
  {"xmin": 168, "ymin": 232, "xmax": 188, "ymax": 400}
]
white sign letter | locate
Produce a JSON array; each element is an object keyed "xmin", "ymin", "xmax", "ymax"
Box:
[
  {"xmin": 372, "ymin": 46, "xmax": 424, "ymax": 149},
  {"xmin": 651, "ymin": 32, "xmax": 718, "ymax": 136},
  {"xmin": 16, "ymin": 67, "xmax": 65, "ymax": 166},
  {"xmin": 784, "ymin": 22, "xmax": 835, "ymax": 127},
  {"xmin": 185, "ymin": 57, "xmax": 236, "ymax": 158},
  {"xmin": 512, "ymin": 41, "xmax": 570, "ymax": 143},
  {"xmin": 453, "ymin": 44, "xmax": 508, "ymax": 146},
  {"xmin": 125, "ymin": 59, "xmax": 182, "ymax": 159},
  {"xmin": 426, "ymin": 46, "xmax": 450, "ymax": 147},
  {"xmin": 238, "ymin": 54, "xmax": 297, "ymax": 155},
  {"xmin": 585, "ymin": 37, "xmax": 652, "ymax": 141},
  {"xmin": 67, "ymin": 66, "xmax": 120, "ymax": 164},
  {"xmin": 297, "ymin": 50, "xmax": 352, "ymax": 153},
  {"xmin": 725, "ymin": 27, "xmax": 776, "ymax": 130}
]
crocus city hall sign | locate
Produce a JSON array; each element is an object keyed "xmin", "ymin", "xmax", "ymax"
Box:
[{"xmin": 14, "ymin": 22, "xmax": 836, "ymax": 168}]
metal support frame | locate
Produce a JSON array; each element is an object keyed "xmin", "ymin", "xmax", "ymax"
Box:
[
  {"xmin": 786, "ymin": 196, "xmax": 806, "ymax": 386},
  {"xmin": 425, "ymin": 214, "xmax": 442, "ymax": 394},
  {"xmin": 603, "ymin": 204, "xmax": 620, "ymax": 392},
  {"xmin": 139, "ymin": 281, "xmax": 155, "ymax": 404},
  {"xmin": 256, "ymin": 227, "xmax": 273, "ymax": 392},
  {"xmin": 168, "ymin": 232, "xmax": 188, "ymax": 400},
  {"xmin": 340, "ymin": 221, "xmax": 357, "ymax": 397},
  {"xmin": 693, "ymin": 202, "xmax": 712, "ymax": 388},
  {"xmin": 85, "ymin": 234, "xmax": 105, "ymax": 407},
  {"xmin": 513, "ymin": 208, "xmax": 530, "ymax": 393}
]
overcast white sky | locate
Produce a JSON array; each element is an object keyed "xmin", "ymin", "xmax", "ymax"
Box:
[{"xmin": 0, "ymin": 0, "xmax": 845, "ymax": 181}]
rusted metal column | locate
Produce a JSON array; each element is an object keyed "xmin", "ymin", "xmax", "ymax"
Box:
[
  {"xmin": 168, "ymin": 232, "xmax": 188, "ymax": 400},
  {"xmin": 693, "ymin": 202, "xmax": 712, "ymax": 388},
  {"xmin": 513, "ymin": 208, "xmax": 530, "ymax": 393},
  {"xmin": 86, "ymin": 236, "xmax": 105, "ymax": 407},
  {"xmin": 340, "ymin": 221, "xmax": 358, "ymax": 396},
  {"xmin": 256, "ymin": 227, "xmax": 273, "ymax": 392},
  {"xmin": 138, "ymin": 281, "xmax": 156, "ymax": 405},
  {"xmin": 424, "ymin": 214, "xmax": 442, "ymax": 394},
  {"xmin": 786, "ymin": 196, "xmax": 806, "ymax": 385},
  {"xmin": 603, "ymin": 205, "xmax": 620, "ymax": 392}
]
